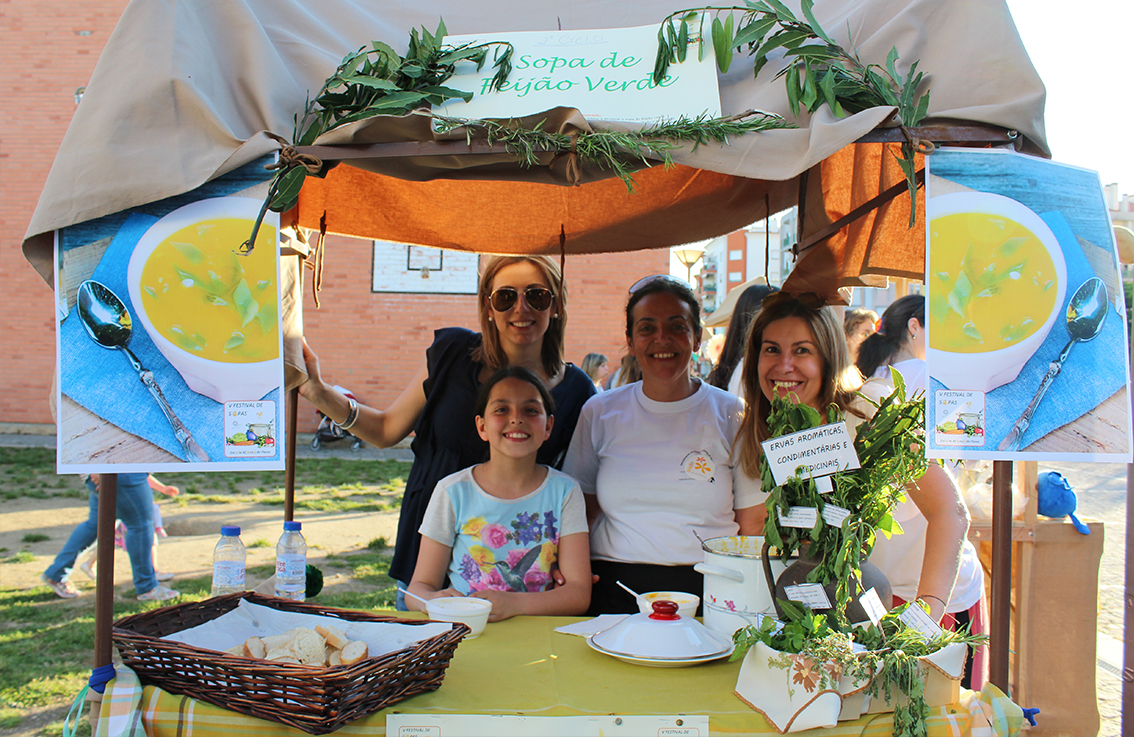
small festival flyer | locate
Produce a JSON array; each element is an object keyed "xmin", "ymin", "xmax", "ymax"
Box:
[
  {"xmin": 54, "ymin": 160, "xmax": 286, "ymax": 473},
  {"xmin": 925, "ymin": 148, "xmax": 1132, "ymax": 462}
]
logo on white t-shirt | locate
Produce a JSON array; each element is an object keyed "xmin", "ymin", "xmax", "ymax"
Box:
[{"xmin": 680, "ymin": 450, "xmax": 716, "ymax": 482}]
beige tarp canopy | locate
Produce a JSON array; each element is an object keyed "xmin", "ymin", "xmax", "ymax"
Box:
[{"xmin": 23, "ymin": 0, "xmax": 1046, "ymax": 303}]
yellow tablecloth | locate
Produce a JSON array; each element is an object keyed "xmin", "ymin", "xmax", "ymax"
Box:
[{"xmin": 98, "ymin": 614, "xmax": 1023, "ymax": 736}]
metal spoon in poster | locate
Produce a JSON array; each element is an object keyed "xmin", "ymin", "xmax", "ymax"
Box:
[
  {"xmin": 76, "ymin": 279, "xmax": 209, "ymax": 462},
  {"xmin": 999, "ymin": 277, "xmax": 1109, "ymax": 452}
]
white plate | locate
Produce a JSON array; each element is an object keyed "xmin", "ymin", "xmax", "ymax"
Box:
[{"xmin": 586, "ymin": 636, "xmax": 731, "ymax": 668}]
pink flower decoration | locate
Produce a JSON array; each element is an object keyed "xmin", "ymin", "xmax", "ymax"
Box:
[
  {"xmin": 505, "ymin": 548, "xmax": 528, "ymax": 568},
  {"xmin": 523, "ymin": 570, "xmax": 551, "ymax": 592},
  {"xmin": 482, "ymin": 523, "xmax": 510, "ymax": 549},
  {"xmin": 725, "ymin": 600, "xmax": 737, "ymax": 612}
]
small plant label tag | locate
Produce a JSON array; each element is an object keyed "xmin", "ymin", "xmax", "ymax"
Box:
[
  {"xmin": 779, "ymin": 506, "xmax": 819, "ymax": 528},
  {"xmin": 761, "ymin": 421, "xmax": 860, "ymax": 486},
  {"xmin": 224, "ymin": 401, "xmax": 278, "ymax": 457},
  {"xmin": 859, "ymin": 587, "xmax": 887, "ymax": 626},
  {"xmin": 900, "ymin": 602, "xmax": 946, "ymax": 639},
  {"xmin": 821, "ymin": 504, "xmax": 851, "ymax": 528},
  {"xmin": 784, "ymin": 583, "xmax": 832, "ymax": 610},
  {"xmin": 933, "ymin": 390, "xmax": 986, "ymax": 447}
]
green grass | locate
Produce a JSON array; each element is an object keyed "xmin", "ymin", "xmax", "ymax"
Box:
[
  {"xmin": 4, "ymin": 551, "xmax": 35, "ymax": 564},
  {"xmin": 247, "ymin": 538, "xmax": 271, "ymax": 549},
  {"xmin": 22, "ymin": 533, "xmax": 50, "ymax": 544},
  {"xmin": 0, "ymin": 447, "xmax": 410, "ymax": 513},
  {"xmin": 0, "ymin": 553, "xmax": 397, "ymax": 733}
]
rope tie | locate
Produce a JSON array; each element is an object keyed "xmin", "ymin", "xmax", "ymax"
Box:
[
  {"xmin": 564, "ymin": 131, "xmax": 582, "ymax": 187},
  {"xmin": 265, "ymin": 145, "xmax": 324, "ymax": 175},
  {"xmin": 900, "ymin": 125, "xmax": 936, "ymax": 155}
]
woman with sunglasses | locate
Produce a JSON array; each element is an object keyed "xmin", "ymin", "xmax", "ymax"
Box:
[
  {"xmin": 733, "ymin": 293, "xmax": 980, "ymax": 683},
  {"xmin": 563, "ymin": 275, "xmax": 764, "ymax": 615},
  {"xmin": 299, "ymin": 256, "xmax": 596, "ymax": 609}
]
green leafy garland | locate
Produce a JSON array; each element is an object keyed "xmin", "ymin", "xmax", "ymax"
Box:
[
  {"xmin": 243, "ymin": 17, "xmax": 794, "ymax": 251},
  {"xmin": 652, "ymin": 0, "xmax": 931, "ymax": 224},
  {"xmin": 431, "ymin": 111, "xmax": 794, "ymax": 193},
  {"xmin": 763, "ymin": 371, "xmax": 928, "ymax": 619}
]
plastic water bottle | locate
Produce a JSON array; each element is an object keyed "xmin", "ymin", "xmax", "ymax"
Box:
[
  {"xmin": 211, "ymin": 525, "xmax": 246, "ymax": 596},
  {"xmin": 274, "ymin": 521, "xmax": 307, "ymax": 601}
]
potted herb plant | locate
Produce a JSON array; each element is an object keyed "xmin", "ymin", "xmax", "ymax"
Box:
[{"xmin": 761, "ymin": 371, "xmax": 928, "ymax": 624}]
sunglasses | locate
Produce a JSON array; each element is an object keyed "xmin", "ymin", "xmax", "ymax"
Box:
[
  {"xmin": 628, "ymin": 274, "xmax": 691, "ymax": 294},
  {"xmin": 488, "ymin": 286, "xmax": 555, "ymax": 312}
]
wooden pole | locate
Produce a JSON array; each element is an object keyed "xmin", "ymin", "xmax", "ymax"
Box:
[
  {"xmin": 285, "ymin": 386, "xmax": 299, "ymax": 522},
  {"xmin": 93, "ymin": 473, "xmax": 117, "ymax": 669},
  {"xmin": 989, "ymin": 460, "xmax": 1013, "ymax": 690}
]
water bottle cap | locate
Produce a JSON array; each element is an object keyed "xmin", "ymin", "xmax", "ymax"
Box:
[
  {"xmin": 221, "ymin": 525, "xmax": 241, "ymax": 536},
  {"xmin": 283, "ymin": 521, "xmax": 302, "ymax": 531}
]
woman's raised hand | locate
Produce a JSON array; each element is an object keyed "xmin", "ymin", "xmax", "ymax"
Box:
[{"xmin": 297, "ymin": 338, "xmax": 325, "ymax": 400}]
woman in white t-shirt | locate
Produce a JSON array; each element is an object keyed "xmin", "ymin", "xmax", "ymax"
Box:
[
  {"xmin": 854, "ymin": 294, "xmax": 986, "ymax": 689},
  {"xmin": 564, "ymin": 275, "xmax": 764, "ymax": 615}
]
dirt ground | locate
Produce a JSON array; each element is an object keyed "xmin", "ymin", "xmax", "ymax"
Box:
[{"xmin": 0, "ymin": 495, "xmax": 401, "ymax": 597}]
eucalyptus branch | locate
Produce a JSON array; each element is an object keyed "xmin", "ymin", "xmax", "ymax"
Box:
[{"xmin": 653, "ymin": 0, "xmax": 931, "ymax": 225}]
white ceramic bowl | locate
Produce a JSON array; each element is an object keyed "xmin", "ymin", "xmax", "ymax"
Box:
[
  {"xmin": 426, "ymin": 596, "xmax": 492, "ymax": 639},
  {"xmin": 126, "ymin": 197, "xmax": 280, "ymax": 403},
  {"xmin": 591, "ymin": 601, "xmax": 731, "ymax": 660},
  {"xmin": 636, "ymin": 591, "xmax": 699, "ymax": 619},
  {"xmin": 926, "ymin": 192, "xmax": 1067, "ymax": 392}
]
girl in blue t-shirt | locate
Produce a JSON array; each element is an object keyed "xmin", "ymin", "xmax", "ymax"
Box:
[{"xmin": 407, "ymin": 367, "xmax": 591, "ymax": 621}]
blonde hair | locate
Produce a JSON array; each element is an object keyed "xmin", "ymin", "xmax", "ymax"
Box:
[
  {"xmin": 471, "ymin": 256, "xmax": 566, "ymax": 377},
  {"xmin": 735, "ymin": 295, "xmax": 864, "ymax": 478}
]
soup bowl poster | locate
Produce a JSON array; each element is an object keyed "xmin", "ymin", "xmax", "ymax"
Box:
[
  {"xmin": 924, "ymin": 147, "xmax": 1132, "ymax": 462},
  {"xmin": 54, "ymin": 166, "xmax": 286, "ymax": 473}
]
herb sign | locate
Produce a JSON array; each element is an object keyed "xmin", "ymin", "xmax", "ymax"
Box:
[
  {"xmin": 435, "ymin": 23, "xmax": 721, "ymax": 124},
  {"xmin": 760, "ymin": 420, "xmax": 859, "ymax": 486}
]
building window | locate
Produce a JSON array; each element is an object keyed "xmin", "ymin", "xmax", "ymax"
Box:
[
  {"xmin": 729, "ymin": 271, "xmax": 742, "ymax": 283},
  {"xmin": 372, "ymin": 242, "xmax": 479, "ymax": 293},
  {"xmin": 729, "ymin": 249, "xmax": 743, "ymax": 260}
]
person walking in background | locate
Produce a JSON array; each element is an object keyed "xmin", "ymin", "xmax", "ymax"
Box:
[
  {"xmin": 73, "ymin": 474, "xmax": 180, "ymax": 582},
  {"xmin": 42, "ymin": 473, "xmax": 180, "ymax": 601},
  {"xmin": 705, "ymin": 283, "xmax": 779, "ymax": 398},
  {"xmin": 604, "ymin": 354, "xmax": 642, "ymax": 390},
  {"xmin": 843, "ymin": 307, "xmax": 878, "ymax": 365},
  {"xmin": 580, "ymin": 353, "xmax": 610, "ymax": 392}
]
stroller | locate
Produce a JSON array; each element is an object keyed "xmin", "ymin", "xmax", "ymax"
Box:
[{"xmin": 310, "ymin": 385, "xmax": 363, "ymax": 451}]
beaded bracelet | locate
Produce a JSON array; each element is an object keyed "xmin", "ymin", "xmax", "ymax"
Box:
[
  {"xmin": 339, "ymin": 397, "xmax": 360, "ymax": 430},
  {"xmin": 918, "ymin": 593, "xmax": 947, "ymax": 608}
]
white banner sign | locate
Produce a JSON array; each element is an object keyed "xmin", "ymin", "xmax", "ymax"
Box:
[
  {"xmin": 760, "ymin": 422, "xmax": 860, "ymax": 487},
  {"xmin": 435, "ymin": 23, "xmax": 721, "ymax": 124}
]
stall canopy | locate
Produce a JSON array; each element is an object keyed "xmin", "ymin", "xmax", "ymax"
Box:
[{"xmin": 22, "ymin": 0, "xmax": 1047, "ymax": 303}]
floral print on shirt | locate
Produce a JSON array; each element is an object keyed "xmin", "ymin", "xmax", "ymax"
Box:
[{"xmin": 458, "ymin": 510, "xmax": 559, "ymax": 592}]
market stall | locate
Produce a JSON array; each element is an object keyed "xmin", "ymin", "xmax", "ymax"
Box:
[{"xmin": 22, "ymin": 0, "xmax": 1067, "ymax": 733}]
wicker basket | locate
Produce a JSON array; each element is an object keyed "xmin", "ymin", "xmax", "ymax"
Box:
[{"xmin": 112, "ymin": 592, "xmax": 468, "ymax": 734}]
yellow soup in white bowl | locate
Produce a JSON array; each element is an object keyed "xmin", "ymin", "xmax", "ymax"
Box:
[
  {"xmin": 927, "ymin": 192, "xmax": 1066, "ymax": 392},
  {"xmin": 127, "ymin": 197, "xmax": 281, "ymax": 403}
]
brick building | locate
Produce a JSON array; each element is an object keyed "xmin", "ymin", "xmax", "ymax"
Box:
[{"xmin": 0, "ymin": 1, "xmax": 667, "ymax": 436}]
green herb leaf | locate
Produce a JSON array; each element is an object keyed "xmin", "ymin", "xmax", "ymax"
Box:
[
  {"xmin": 233, "ymin": 278, "xmax": 260, "ymax": 327},
  {"xmin": 947, "ymin": 271, "xmax": 972, "ymax": 319}
]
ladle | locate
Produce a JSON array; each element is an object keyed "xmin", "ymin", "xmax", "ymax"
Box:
[
  {"xmin": 76, "ymin": 280, "xmax": 209, "ymax": 462},
  {"xmin": 999, "ymin": 277, "xmax": 1109, "ymax": 451}
]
